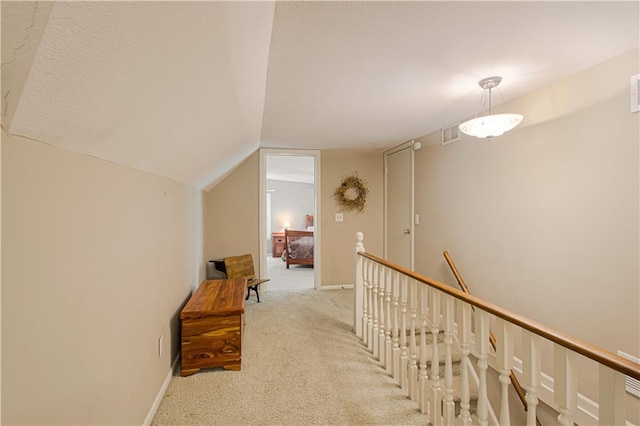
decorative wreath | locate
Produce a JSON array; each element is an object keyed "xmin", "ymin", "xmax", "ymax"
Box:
[{"xmin": 333, "ymin": 172, "xmax": 369, "ymax": 213}]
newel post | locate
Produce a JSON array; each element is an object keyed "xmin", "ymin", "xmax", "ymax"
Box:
[{"xmin": 354, "ymin": 232, "xmax": 365, "ymax": 338}]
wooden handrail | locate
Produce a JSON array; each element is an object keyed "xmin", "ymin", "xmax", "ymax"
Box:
[
  {"xmin": 444, "ymin": 250, "xmax": 541, "ymax": 426},
  {"xmin": 357, "ymin": 251, "xmax": 640, "ymax": 380}
]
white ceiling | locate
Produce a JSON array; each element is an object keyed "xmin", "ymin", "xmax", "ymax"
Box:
[
  {"xmin": 266, "ymin": 154, "xmax": 315, "ymax": 184},
  {"xmin": 2, "ymin": 1, "xmax": 638, "ymax": 190}
]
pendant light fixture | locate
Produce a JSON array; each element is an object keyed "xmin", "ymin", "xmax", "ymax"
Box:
[{"xmin": 458, "ymin": 76, "xmax": 523, "ymax": 139}]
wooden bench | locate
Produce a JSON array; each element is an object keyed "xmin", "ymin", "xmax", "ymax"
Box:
[
  {"xmin": 180, "ymin": 279, "xmax": 245, "ymax": 376},
  {"xmin": 212, "ymin": 254, "xmax": 270, "ymax": 302}
]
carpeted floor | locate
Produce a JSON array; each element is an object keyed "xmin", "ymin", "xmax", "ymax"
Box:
[
  {"xmin": 151, "ymin": 269, "xmax": 430, "ymax": 425},
  {"xmin": 262, "ymin": 255, "xmax": 315, "ymax": 293}
]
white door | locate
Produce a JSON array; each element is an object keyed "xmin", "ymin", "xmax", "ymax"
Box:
[{"xmin": 385, "ymin": 143, "xmax": 413, "ymax": 269}]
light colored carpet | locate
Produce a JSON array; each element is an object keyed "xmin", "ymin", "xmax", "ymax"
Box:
[
  {"xmin": 262, "ymin": 255, "xmax": 315, "ymax": 293},
  {"xmin": 151, "ymin": 284, "xmax": 431, "ymax": 425}
]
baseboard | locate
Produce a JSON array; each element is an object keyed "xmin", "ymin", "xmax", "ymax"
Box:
[
  {"xmin": 143, "ymin": 353, "xmax": 180, "ymax": 426},
  {"xmin": 319, "ymin": 284, "xmax": 354, "ymax": 290}
]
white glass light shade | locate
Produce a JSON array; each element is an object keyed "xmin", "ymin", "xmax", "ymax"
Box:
[
  {"xmin": 458, "ymin": 113, "xmax": 523, "ymax": 139},
  {"xmin": 282, "ymin": 220, "xmax": 291, "ymax": 229}
]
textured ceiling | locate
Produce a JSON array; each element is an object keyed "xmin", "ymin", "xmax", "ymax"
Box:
[
  {"xmin": 2, "ymin": 1, "xmax": 638, "ymax": 190},
  {"xmin": 266, "ymin": 154, "xmax": 315, "ymax": 184}
]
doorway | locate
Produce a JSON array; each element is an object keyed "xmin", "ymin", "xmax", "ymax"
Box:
[
  {"xmin": 259, "ymin": 149, "xmax": 321, "ymax": 290},
  {"xmin": 384, "ymin": 141, "xmax": 414, "ymax": 269}
]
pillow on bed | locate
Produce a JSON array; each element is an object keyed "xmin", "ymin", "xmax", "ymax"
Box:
[{"xmin": 306, "ymin": 226, "xmax": 314, "ymax": 231}]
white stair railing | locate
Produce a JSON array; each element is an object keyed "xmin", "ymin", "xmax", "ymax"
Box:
[
  {"xmin": 384, "ymin": 267, "xmax": 393, "ymax": 374},
  {"xmin": 476, "ymin": 309, "xmax": 490, "ymax": 426},
  {"xmin": 459, "ymin": 303, "xmax": 473, "ymax": 425},
  {"xmin": 408, "ymin": 277, "xmax": 419, "ymax": 402},
  {"xmin": 392, "ymin": 271, "xmax": 401, "ymax": 381},
  {"xmin": 443, "ymin": 293, "xmax": 455, "ymax": 425},
  {"xmin": 353, "ymin": 232, "xmax": 640, "ymax": 425},
  {"xmin": 399, "ymin": 274, "xmax": 409, "ymax": 392},
  {"xmin": 418, "ymin": 284, "xmax": 429, "ymax": 415},
  {"xmin": 522, "ymin": 330, "xmax": 542, "ymax": 426}
]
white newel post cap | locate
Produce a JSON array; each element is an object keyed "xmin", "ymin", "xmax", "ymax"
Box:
[{"xmin": 355, "ymin": 232, "xmax": 365, "ymax": 253}]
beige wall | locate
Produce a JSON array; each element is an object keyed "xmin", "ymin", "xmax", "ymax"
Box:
[
  {"xmin": 1, "ymin": 132, "xmax": 204, "ymax": 425},
  {"xmin": 204, "ymin": 149, "xmax": 384, "ymax": 287},
  {"xmin": 321, "ymin": 150, "xmax": 384, "ymax": 286},
  {"xmin": 0, "ymin": 3, "xmax": 635, "ymax": 420},
  {"xmin": 197, "ymin": 49, "xmax": 639, "ymax": 418},
  {"xmin": 413, "ymin": 48, "xmax": 639, "ymax": 354},
  {"xmin": 412, "ymin": 49, "xmax": 639, "ymax": 408},
  {"xmin": 205, "ymin": 151, "xmax": 261, "ymax": 269},
  {"xmin": 3, "ymin": 47, "xmax": 635, "ymax": 426}
]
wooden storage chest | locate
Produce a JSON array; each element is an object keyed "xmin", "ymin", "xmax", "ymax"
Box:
[{"xmin": 180, "ymin": 279, "xmax": 245, "ymax": 376}]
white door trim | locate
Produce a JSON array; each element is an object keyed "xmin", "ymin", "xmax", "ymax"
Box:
[
  {"xmin": 259, "ymin": 148, "xmax": 321, "ymax": 289},
  {"xmin": 383, "ymin": 140, "xmax": 415, "ymax": 270}
]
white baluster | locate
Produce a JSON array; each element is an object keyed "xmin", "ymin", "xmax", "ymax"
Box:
[
  {"xmin": 476, "ymin": 309, "xmax": 490, "ymax": 426},
  {"xmin": 430, "ymin": 289, "xmax": 448, "ymax": 425},
  {"xmin": 458, "ymin": 303, "xmax": 472, "ymax": 426},
  {"xmin": 442, "ymin": 294, "xmax": 455, "ymax": 425},
  {"xmin": 371, "ymin": 263, "xmax": 379, "ymax": 356},
  {"xmin": 366, "ymin": 259, "xmax": 374, "ymax": 350},
  {"xmin": 495, "ymin": 318, "xmax": 514, "ymax": 426},
  {"xmin": 522, "ymin": 330, "xmax": 541, "ymax": 426},
  {"xmin": 392, "ymin": 271, "xmax": 401, "ymax": 380},
  {"xmin": 408, "ymin": 279, "xmax": 419, "ymax": 402},
  {"xmin": 430, "ymin": 288, "xmax": 442, "ymax": 426},
  {"xmin": 399, "ymin": 275, "xmax": 409, "ymax": 392},
  {"xmin": 553, "ymin": 345, "xmax": 578, "ymax": 426},
  {"xmin": 361, "ymin": 258, "xmax": 369, "ymax": 346},
  {"xmin": 598, "ymin": 364, "xmax": 626, "ymax": 425},
  {"xmin": 384, "ymin": 267, "xmax": 393, "ymax": 373},
  {"xmin": 378, "ymin": 266, "xmax": 386, "ymax": 363},
  {"xmin": 354, "ymin": 232, "xmax": 365, "ymax": 339},
  {"xmin": 419, "ymin": 284, "xmax": 430, "ymax": 415}
]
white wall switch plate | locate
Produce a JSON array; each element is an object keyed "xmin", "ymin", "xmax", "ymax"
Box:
[
  {"xmin": 415, "ymin": 214, "xmax": 420, "ymax": 225},
  {"xmin": 335, "ymin": 213, "xmax": 344, "ymax": 222},
  {"xmin": 158, "ymin": 334, "xmax": 164, "ymax": 357}
]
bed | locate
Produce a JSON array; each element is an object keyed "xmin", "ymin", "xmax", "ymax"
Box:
[{"xmin": 283, "ymin": 215, "xmax": 314, "ymax": 269}]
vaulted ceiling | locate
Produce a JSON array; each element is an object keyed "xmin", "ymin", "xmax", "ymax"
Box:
[{"xmin": 2, "ymin": 1, "xmax": 638, "ymax": 190}]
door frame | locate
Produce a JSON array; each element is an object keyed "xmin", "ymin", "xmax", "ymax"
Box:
[
  {"xmin": 384, "ymin": 140, "xmax": 415, "ymax": 270},
  {"xmin": 259, "ymin": 148, "xmax": 321, "ymax": 288}
]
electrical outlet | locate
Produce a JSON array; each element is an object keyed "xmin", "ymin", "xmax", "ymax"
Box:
[
  {"xmin": 158, "ymin": 334, "xmax": 164, "ymax": 357},
  {"xmin": 335, "ymin": 213, "xmax": 344, "ymax": 222}
]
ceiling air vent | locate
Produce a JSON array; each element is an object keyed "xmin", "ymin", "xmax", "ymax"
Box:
[{"xmin": 441, "ymin": 124, "xmax": 460, "ymax": 146}]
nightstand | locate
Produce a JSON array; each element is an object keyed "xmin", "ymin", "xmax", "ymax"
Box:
[{"xmin": 272, "ymin": 232, "xmax": 285, "ymax": 257}]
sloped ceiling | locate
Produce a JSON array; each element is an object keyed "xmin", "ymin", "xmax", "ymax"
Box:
[{"xmin": 2, "ymin": 1, "xmax": 638, "ymax": 190}]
